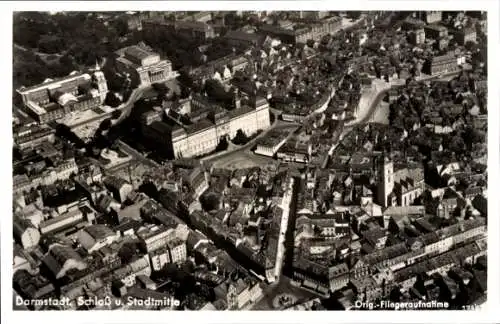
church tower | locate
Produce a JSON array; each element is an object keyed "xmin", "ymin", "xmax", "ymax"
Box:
[
  {"xmin": 233, "ymin": 88, "xmax": 241, "ymax": 109},
  {"xmin": 377, "ymin": 154, "xmax": 394, "ymax": 208},
  {"xmin": 92, "ymin": 60, "xmax": 108, "ymax": 104}
]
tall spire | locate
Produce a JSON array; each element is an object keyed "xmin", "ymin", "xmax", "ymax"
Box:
[{"xmin": 95, "ymin": 59, "xmax": 100, "ymax": 71}]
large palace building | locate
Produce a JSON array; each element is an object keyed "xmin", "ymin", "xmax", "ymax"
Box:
[
  {"xmin": 115, "ymin": 45, "xmax": 179, "ymax": 86},
  {"xmin": 16, "ymin": 69, "xmax": 108, "ymax": 124},
  {"xmin": 166, "ymin": 93, "xmax": 271, "ymax": 159}
]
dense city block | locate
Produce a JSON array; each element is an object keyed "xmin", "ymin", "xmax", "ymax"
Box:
[{"xmin": 13, "ymin": 10, "xmax": 487, "ymax": 311}]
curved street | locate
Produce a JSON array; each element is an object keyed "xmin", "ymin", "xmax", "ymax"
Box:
[{"xmin": 115, "ymin": 85, "xmax": 151, "ymax": 124}]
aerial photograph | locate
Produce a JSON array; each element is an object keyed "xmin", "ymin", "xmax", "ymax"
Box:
[{"xmin": 12, "ymin": 10, "xmax": 487, "ymax": 311}]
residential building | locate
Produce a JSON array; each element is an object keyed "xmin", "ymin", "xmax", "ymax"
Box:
[
  {"xmin": 103, "ymin": 176, "xmax": 133, "ymax": 203},
  {"xmin": 114, "ymin": 255, "xmax": 151, "ymax": 287},
  {"xmin": 77, "ymin": 224, "xmax": 121, "ymax": 253},
  {"xmin": 254, "ymin": 129, "xmax": 289, "ymax": 157},
  {"xmin": 328, "ymin": 262, "xmax": 349, "ymax": 292},
  {"xmin": 137, "ymin": 224, "xmax": 176, "ymax": 253},
  {"xmin": 424, "ymin": 24, "xmax": 448, "ymax": 40},
  {"xmin": 423, "ymin": 53, "xmax": 459, "ymax": 75},
  {"xmin": 43, "ymin": 243, "xmax": 87, "ymax": 279},
  {"xmin": 13, "ymin": 125, "xmax": 55, "ymax": 151},
  {"xmin": 454, "ymin": 28, "xmax": 477, "ymax": 45},
  {"xmin": 424, "ymin": 11, "xmax": 442, "ymax": 24},
  {"xmin": 149, "ymin": 247, "xmax": 171, "ymax": 271},
  {"xmin": 409, "ymin": 28, "xmax": 425, "ymax": 45},
  {"xmin": 15, "ymin": 158, "xmax": 79, "ymax": 194},
  {"xmin": 168, "ymin": 239, "xmax": 187, "ymax": 264},
  {"xmin": 351, "ymin": 276, "xmax": 382, "ymax": 303},
  {"xmin": 224, "ymin": 30, "xmax": 262, "ymax": 47},
  {"xmin": 186, "ymin": 167, "xmax": 209, "ymax": 198}
]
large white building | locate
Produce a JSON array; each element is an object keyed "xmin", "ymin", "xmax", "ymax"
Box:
[
  {"xmin": 171, "ymin": 96, "xmax": 271, "ymax": 159},
  {"xmin": 77, "ymin": 224, "xmax": 121, "ymax": 253},
  {"xmin": 168, "ymin": 239, "xmax": 187, "ymax": 264},
  {"xmin": 115, "ymin": 45, "xmax": 179, "ymax": 86},
  {"xmin": 16, "ymin": 70, "xmax": 108, "ymax": 124},
  {"xmin": 137, "ymin": 224, "xmax": 176, "ymax": 253}
]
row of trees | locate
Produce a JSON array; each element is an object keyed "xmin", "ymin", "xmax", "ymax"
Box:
[
  {"xmin": 13, "ymin": 48, "xmax": 79, "ymax": 92},
  {"xmin": 14, "ymin": 12, "xmax": 143, "ymax": 68}
]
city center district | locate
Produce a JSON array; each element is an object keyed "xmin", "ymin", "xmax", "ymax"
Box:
[{"xmin": 12, "ymin": 10, "xmax": 487, "ymax": 311}]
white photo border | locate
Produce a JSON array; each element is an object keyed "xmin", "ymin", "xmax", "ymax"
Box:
[{"xmin": 2, "ymin": 1, "xmax": 499, "ymax": 324}]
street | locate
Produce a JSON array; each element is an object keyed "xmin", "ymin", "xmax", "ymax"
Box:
[
  {"xmin": 251, "ymin": 276, "xmax": 321, "ymax": 310},
  {"xmin": 273, "ymin": 178, "xmax": 295, "ymax": 280},
  {"xmin": 200, "ymin": 113, "xmax": 292, "ymax": 166}
]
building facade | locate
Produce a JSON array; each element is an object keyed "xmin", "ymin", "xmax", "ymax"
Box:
[
  {"xmin": 143, "ymin": 18, "xmax": 215, "ymax": 41},
  {"xmin": 424, "ymin": 24, "xmax": 448, "ymax": 40},
  {"xmin": 424, "ymin": 11, "xmax": 442, "ymax": 24},
  {"xmin": 168, "ymin": 239, "xmax": 187, "ymax": 264},
  {"xmin": 171, "ymin": 97, "xmax": 271, "ymax": 158},
  {"xmin": 409, "ymin": 28, "xmax": 426, "ymax": 45},
  {"xmin": 259, "ymin": 16, "xmax": 342, "ymax": 44},
  {"xmin": 424, "ymin": 53, "xmax": 459, "ymax": 75},
  {"xmin": 454, "ymin": 28, "xmax": 477, "ymax": 45},
  {"xmin": 115, "ymin": 45, "xmax": 178, "ymax": 86},
  {"xmin": 16, "ymin": 71, "xmax": 108, "ymax": 124}
]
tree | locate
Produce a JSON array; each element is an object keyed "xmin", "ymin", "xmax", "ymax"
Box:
[
  {"xmin": 105, "ymin": 92, "xmax": 122, "ymax": 108},
  {"xmin": 464, "ymin": 40, "xmax": 477, "ymax": 52},
  {"xmin": 37, "ymin": 36, "xmax": 66, "ymax": 54},
  {"xmin": 111, "ymin": 109, "xmax": 122, "ymax": 120},
  {"xmin": 346, "ymin": 11, "xmax": 362, "ymax": 20},
  {"xmin": 212, "ymin": 136, "xmax": 228, "ymax": 152},
  {"xmin": 118, "ymin": 242, "xmax": 137, "ymax": 264},
  {"xmin": 112, "ymin": 18, "xmax": 129, "ymax": 37},
  {"xmin": 200, "ymin": 192, "xmax": 220, "ymax": 211},
  {"xmin": 232, "ymin": 129, "xmax": 250, "ymax": 145}
]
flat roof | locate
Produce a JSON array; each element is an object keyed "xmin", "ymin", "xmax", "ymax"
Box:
[
  {"xmin": 124, "ymin": 45, "xmax": 157, "ymax": 61},
  {"xmin": 18, "ymin": 72, "xmax": 90, "ymax": 94}
]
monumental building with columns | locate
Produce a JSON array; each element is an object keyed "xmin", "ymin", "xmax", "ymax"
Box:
[{"xmin": 115, "ymin": 45, "xmax": 179, "ymax": 87}]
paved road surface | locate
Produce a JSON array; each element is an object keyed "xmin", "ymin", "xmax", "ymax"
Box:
[
  {"xmin": 116, "ymin": 139, "xmax": 160, "ymax": 168},
  {"xmin": 345, "ymin": 69, "xmax": 465, "ymax": 130},
  {"xmin": 251, "ymin": 276, "xmax": 321, "ymax": 310},
  {"xmin": 200, "ymin": 112, "xmax": 285, "ymax": 164}
]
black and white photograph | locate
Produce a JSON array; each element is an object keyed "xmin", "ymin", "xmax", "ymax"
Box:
[{"xmin": 3, "ymin": 2, "xmax": 499, "ymax": 324}]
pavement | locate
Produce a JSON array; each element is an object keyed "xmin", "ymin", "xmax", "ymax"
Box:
[
  {"xmin": 345, "ymin": 79, "xmax": 392, "ymax": 127},
  {"xmin": 273, "ymin": 178, "xmax": 295, "ymax": 280},
  {"xmin": 116, "ymin": 139, "xmax": 160, "ymax": 168},
  {"xmin": 55, "ymin": 85, "xmax": 151, "ymax": 130},
  {"xmin": 200, "ymin": 111, "xmax": 283, "ymax": 164},
  {"xmin": 14, "ymin": 42, "xmax": 66, "ymax": 61},
  {"xmin": 251, "ymin": 276, "xmax": 322, "ymax": 310}
]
